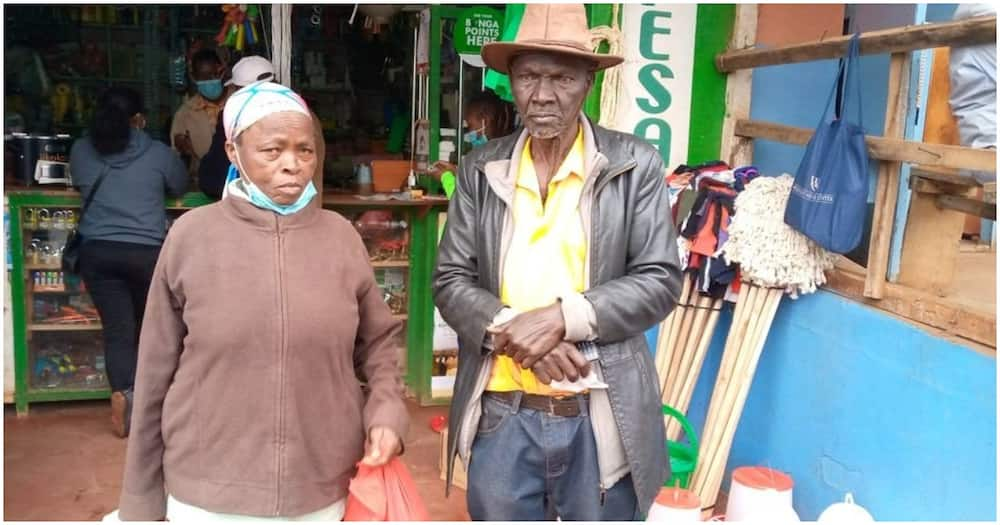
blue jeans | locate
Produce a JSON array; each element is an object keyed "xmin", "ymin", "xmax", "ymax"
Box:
[{"xmin": 466, "ymin": 392, "xmax": 638, "ymax": 521}]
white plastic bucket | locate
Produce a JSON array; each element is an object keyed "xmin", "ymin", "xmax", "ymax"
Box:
[
  {"xmin": 647, "ymin": 487, "xmax": 702, "ymax": 522},
  {"xmin": 725, "ymin": 466, "xmax": 797, "ymax": 522},
  {"xmin": 817, "ymin": 493, "xmax": 874, "ymax": 522}
]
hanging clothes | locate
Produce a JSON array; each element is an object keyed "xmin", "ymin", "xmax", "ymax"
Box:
[{"xmin": 672, "ymin": 162, "xmax": 761, "ymax": 301}]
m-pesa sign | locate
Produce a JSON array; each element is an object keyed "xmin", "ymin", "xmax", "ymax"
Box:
[{"xmin": 611, "ymin": 4, "xmax": 697, "ymax": 172}]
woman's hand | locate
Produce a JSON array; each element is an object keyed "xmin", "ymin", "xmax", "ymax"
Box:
[{"xmin": 362, "ymin": 426, "xmax": 402, "ymax": 466}]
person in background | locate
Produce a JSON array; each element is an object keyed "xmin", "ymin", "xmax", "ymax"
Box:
[
  {"xmin": 69, "ymin": 87, "xmax": 187, "ymax": 438},
  {"xmin": 197, "ymin": 55, "xmax": 326, "ymax": 203},
  {"xmin": 434, "ymin": 3, "xmax": 681, "ymax": 520},
  {"xmin": 428, "ymin": 91, "xmax": 517, "ymax": 198},
  {"xmin": 949, "ymin": 3, "xmax": 996, "ymax": 183},
  {"xmin": 171, "ymin": 49, "xmax": 228, "ymax": 184},
  {"xmin": 116, "ymin": 82, "xmax": 407, "ymax": 521}
]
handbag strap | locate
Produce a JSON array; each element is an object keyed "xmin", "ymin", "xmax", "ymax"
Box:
[
  {"xmin": 843, "ymin": 32, "xmax": 864, "ymax": 125},
  {"xmin": 79, "ymin": 163, "xmax": 111, "ymax": 221},
  {"xmin": 819, "ymin": 33, "xmax": 864, "ymax": 127}
]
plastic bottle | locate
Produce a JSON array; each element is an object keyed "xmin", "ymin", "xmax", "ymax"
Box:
[{"xmin": 356, "ymin": 164, "xmax": 374, "ymax": 195}]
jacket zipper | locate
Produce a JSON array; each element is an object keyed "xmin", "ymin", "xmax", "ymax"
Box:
[
  {"xmin": 274, "ymin": 216, "xmax": 288, "ymax": 516},
  {"xmin": 590, "ymin": 161, "xmax": 634, "ymax": 500},
  {"xmin": 491, "ymin": 201, "xmax": 505, "ymax": 293}
]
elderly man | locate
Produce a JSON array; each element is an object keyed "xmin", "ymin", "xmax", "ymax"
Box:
[{"xmin": 434, "ymin": 4, "xmax": 682, "ymax": 521}]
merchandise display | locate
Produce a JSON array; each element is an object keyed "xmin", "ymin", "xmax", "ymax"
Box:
[
  {"xmin": 656, "ymin": 162, "xmax": 758, "ymax": 441},
  {"xmin": 353, "ymin": 210, "xmax": 410, "ymax": 263},
  {"xmin": 30, "ymin": 332, "xmax": 106, "ymax": 390},
  {"xmin": 659, "ymin": 167, "xmax": 837, "ymax": 511},
  {"xmin": 5, "ymin": 2, "xmax": 450, "ymax": 411},
  {"xmin": 374, "ymin": 267, "xmax": 408, "ymax": 316}
]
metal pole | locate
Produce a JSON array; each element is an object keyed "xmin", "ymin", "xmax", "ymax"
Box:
[
  {"xmin": 456, "ymin": 58, "xmax": 464, "ymax": 166},
  {"xmin": 410, "ymin": 27, "xmax": 418, "ymax": 161},
  {"xmin": 423, "ymin": 74, "xmax": 429, "ymax": 120}
]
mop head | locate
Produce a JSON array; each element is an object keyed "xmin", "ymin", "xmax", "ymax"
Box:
[{"xmin": 723, "ymin": 174, "xmax": 837, "ymax": 298}]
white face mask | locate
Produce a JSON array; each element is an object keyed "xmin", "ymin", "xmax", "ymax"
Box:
[
  {"xmin": 226, "ymin": 145, "xmax": 317, "ymax": 215},
  {"xmin": 463, "ymin": 124, "xmax": 488, "ymax": 147}
]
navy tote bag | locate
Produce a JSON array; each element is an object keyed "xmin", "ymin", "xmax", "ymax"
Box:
[{"xmin": 784, "ymin": 33, "xmax": 870, "ymax": 254}]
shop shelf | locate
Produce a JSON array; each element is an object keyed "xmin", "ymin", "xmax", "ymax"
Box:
[
  {"xmin": 28, "ymin": 324, "xmax": 102, "ymax": 332},
  {"xmin": 24, "ymin": 263, "xmax": 63, "ymax": 271},
  {"xmin": 31, "ymin": 289, "xmax": 84, "ymax": 295},
  {"xmin": 22, "ymin": 226, "xmax": 75, "ymax": 232},
  {"xmin": 371, "ymin": 260, "xmax": 410, "ymax": 268},
  {"xmin": 179, "ymin": 27, "xmax": 218, "ymax": 34},
  {"xmin": 80, "ymin": 23, "xmax": 144, "ymax": 31},
  {"xmin": 50, "ymin": 75, "xmax": 144, "ymax": 84},
  {"xmin": 25, "ymin": 387, "xmax": 111, "ymax": 402},
  {"xmin": 323, "ymin": 193, "xmax": 449, "ymax": 207}
]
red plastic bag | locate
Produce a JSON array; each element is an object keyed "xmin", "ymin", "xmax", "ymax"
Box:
[{"xmin": 343, "ymin": 458, "xmax": 430, "ymax": 521}]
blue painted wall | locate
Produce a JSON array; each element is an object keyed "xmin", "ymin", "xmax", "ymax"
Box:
[
  {"xmin": 926, "ymin": 3, "xmax": 958, "ymax": 22},
  {"xmin": 648, "ymin": 3, "xmax": 995, "ymax": 520},
  {"xmin": 648, "ymin": 292, "xmax": 996, "ymax": 521}
]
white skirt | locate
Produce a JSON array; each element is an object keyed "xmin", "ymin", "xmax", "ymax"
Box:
[{"xmin": 103, "ymin": 495, "xmax": 345, "ymax": 522}]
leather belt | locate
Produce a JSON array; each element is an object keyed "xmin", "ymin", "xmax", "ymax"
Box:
[{"xmin": 486, "ymin": 391, "xmax": 588, "ymax": 417}]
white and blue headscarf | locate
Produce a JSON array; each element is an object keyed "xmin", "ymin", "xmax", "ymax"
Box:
[{"xmin": 221, "ymin": 82, "xmax": 316, "ymax": 214}]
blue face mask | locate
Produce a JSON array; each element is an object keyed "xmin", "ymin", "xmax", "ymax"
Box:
[
  {"xmin": 464, "ymin": 126, "xmax": 488, "ymax": 148},
  {"xmin": 225, "ymin": 162, "xmax": 317, "ymax": 216},
  {"xmin": 196, "ymin": 79, "xmax": 224, "ymax": 101}
]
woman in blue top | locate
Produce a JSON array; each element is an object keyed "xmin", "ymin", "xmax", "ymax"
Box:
[{"xmin": 70, "ymin": 87, "xmax": 188, "ymax": 438}]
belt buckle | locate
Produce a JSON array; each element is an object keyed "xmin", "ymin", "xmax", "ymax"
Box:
[{"xmin": 547, "ymin": 396, "xmax": 559, "ymax": 416}]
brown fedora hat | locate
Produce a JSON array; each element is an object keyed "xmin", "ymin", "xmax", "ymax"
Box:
[{"xmin": 481, "ymin": 4, "xmax": 624, "ymax": 74}]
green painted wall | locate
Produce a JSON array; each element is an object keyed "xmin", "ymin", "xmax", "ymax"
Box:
[
  {"xmin": 688, "ymin": 4, "xmax": 735, "ymax": 165},
  {"xmin": 584, "ymin": 4, "xmax": 616, "ymax": 121}
]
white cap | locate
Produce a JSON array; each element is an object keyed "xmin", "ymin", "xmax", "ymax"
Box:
[{"xmin": 226, "ymin": 56, "xmax": 276, "ymax": 87}]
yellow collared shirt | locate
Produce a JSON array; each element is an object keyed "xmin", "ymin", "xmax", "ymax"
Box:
[{"xmin": 488, "ymin": 128, "xmax": 587, "ymax": 395}]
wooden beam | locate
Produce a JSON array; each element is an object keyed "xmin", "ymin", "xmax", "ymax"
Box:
[
  {"xmin": 910, "ymin": 176, "xmax": 969, "ymax": 195},
  {"xmin": 898, "ymin": 47, "xmax": 971, "ymax": 299},
  {"xmin": 718, "ymin": 4, "xmax": 758, "ymax": 167},
  {"xmin": 734, "ymin": 119, "xmax": 997, "ymax": 172},
  {"xmin": 865, "ymin": 53, "xmax": 910, "ymax": 299},
  {"xmin": 716, "ymin": 15, "xmax": 996, "ymax": 72},
  {"xmin": 936, "ymin": 194, "xmax": 997, "ymax": 220},
  {"xmin": 911, "ymin": 165, "xmax": 981, "ymax": 187},
  {"xmin": 825, "ymin": 268, "xmax": 996, "ymax": 348}
]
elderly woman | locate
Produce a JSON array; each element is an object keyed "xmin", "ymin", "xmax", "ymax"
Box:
[{"xmin": 116, "ymin": 82, "xmax": 408, "ymax": 521}]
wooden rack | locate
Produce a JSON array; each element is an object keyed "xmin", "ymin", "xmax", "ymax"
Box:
[{"xmin": 717, "ymin": 7, "xmax": 996, "ymax": 347}]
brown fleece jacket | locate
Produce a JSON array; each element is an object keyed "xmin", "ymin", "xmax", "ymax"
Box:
[{"xmin": 118, "ymin": 195, "xmax": 408, "ymax": 520}]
